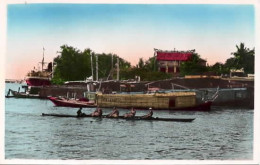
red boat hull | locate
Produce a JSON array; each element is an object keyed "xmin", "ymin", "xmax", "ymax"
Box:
[
  {"xmin": 26, "ymin": 77, "xmax": 51, "ymax": 86},
  {"xmin": 48, "ymin": 97, "xmax": 96, "ymax": 108}
]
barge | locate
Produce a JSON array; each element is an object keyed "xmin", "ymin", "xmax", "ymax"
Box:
[{"xmin": 96, "ymin": 91, "xmax": 216, "ymax": 111}]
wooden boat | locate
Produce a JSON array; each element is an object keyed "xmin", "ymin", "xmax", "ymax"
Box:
[
  {"xmin": 41, "ymin": 113, "xmax": 195, "ymax": 122},
  {"xmin": 96, "ymin": 92, "xmax": 215, "ymax": 111},
  {"xmin": 5, "ymin": 89, "xmax": 41, "ymax": 99},
  {"xmin": 48, "ymin": 96, "xmax": 96, "ymax": 108}
]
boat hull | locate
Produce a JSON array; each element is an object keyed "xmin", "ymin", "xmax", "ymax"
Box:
[
  {"xmin": 170, "ymin": 101, "xmax": 212, "ymax": 111},
  {"xmin": 48, "ymin": 97, "xmax": 96, "ymax": 108},
  {"xmin": 96, "ymin": 92, "xmax": 212, "ymax": 111},
  {"xmin": 25, "ymin": 77, "xmax": 51, "ymax": 86},
  {"xmin": 42, "ymin": 113, "xmax": 195, "ymax": 122},
  {"xmin": 6, "ymin": 89, "xmax": 41, "ymax": 99}
]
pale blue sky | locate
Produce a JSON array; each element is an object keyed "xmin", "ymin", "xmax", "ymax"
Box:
[{"xmin": 6, "ymin": 4, "xmax": 255, "ymax": 79}]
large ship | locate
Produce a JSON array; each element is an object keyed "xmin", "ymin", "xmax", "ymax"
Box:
[{"xmin": 25, "ymin": 48, "xmax": 52, "ymax": 86}]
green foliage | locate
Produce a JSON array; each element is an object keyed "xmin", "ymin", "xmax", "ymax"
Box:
[
  {"xmin": 144, "ymin": 56, "xmax": 157, "ymax": 71},
  {"xmin": 209, "ymin": 43, "xmax": 255, "ymax": 75},
  {"xmin": 53, "ymin": 45, "xmax": 93, "ymax": 81},
  {"xmin": 51, "ymin": 77, "xmax": 65, "ymax": 85},
  {"xmin": 208, "ymin": 62, "xmax": 224, "ymax": 75},
  {"xmin": 95, "ymin": 53, "xmax": 131, "ymax": 80},
  {"xmin": 179, "ymin": 53, "xmax": 208, "ymax": 76},
  {"xmin": 137, "ymin": 58, "xmax": 144, "ymax": 68},
  {"xmin": 53, "ymin": 45, "xmax": 131, "ymax": 81},
  {"xmin": 120, "ymin": 67, "xmax": 171, "ymax": 81},
  {"xmin": 231, "ymin": 43, "xmax": 254, "ymax": 74}
]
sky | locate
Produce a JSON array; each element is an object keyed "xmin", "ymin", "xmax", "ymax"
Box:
[{"xmin": 5, "ymin": 3, "xmax": 255, "ymax": 79}]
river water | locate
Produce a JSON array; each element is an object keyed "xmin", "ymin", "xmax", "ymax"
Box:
[{"xmin": 4, "ymin": 83, "xmax": 253, "ymax": 160}]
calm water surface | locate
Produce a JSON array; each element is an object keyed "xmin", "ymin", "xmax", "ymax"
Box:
[{"xmin": 5, "ymin": 83, "xmax": 253, "ymax": 160}]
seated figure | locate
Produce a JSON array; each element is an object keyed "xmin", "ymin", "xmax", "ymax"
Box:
[
  {"xmin": 141, "ymin": 108, "xmax": 153, "ymax": 119},
  {"xmin": 124, "ymin": 107, "xmax": 136, "ymax": 118},
  {"xmin": 107, "ymin": 107, "xmax": 119, "ymax": 118},
  {"xmin": 91, "ymin": 107, "xmax": 102, "ymax": 117},
  {"xmin": 77, "ymin": 107, "xmax": 86, "ymax": 117}
]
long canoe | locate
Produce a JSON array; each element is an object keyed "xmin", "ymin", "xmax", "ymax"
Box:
[{"xmin": 41, "ymin": 113, "xmax": 195, "ymax": 122}]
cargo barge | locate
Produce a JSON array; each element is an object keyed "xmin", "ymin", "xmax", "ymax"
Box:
[{"xmin": 96, "ymin": 91, "xmax": 216, "ymax": 111}]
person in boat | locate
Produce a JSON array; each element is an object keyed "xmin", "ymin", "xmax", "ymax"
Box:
[
  {"xmin": 141, "ymin": 108, "xmax": 153, "ymax": 119},
  {"xmin": 107, "ymin": 107, "xmax": 119, "ymax": 118},
  {"xmin": 124, "ymin": 107, "xmax": 136, "ymax": 118},
  {"xmin": 91, "ymin": 107, "xmax": 103, "ymax": 117},
  {"xmin": 77, "ymin": 107, "xmax": 86, "ymax": 117}
]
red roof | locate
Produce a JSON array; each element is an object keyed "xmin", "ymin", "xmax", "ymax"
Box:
[{"xmin": 156, "ymin": 51, "xmax": 192, "ymax": 61}]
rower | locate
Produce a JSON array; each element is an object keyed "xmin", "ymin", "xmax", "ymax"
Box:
[
  {"xmin": 77, "ymin": 107, "xmax": 83, "ymax": 117},
  {"xmin": 107, "ymin": 107, "xmax": 119, "ymax": 118},
  {"xmin": 77, "ymin": 107, "xmax": 86, "ymax": 117},
  {"xmin": 124, "ymin": 107, "xmax": 136, "ymax": 118},
  {"xmin": 141, "ymin": 108, "xmax": 153, "ymax": 119},
  {"xmin": 91, "ymin": 107, "xmax": 103, "ymax": 117}
]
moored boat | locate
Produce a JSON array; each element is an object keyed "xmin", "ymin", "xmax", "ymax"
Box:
[
  {"xmin": 25, "ymin": 76, "xmax": 51, "ymax": 86},
  {"xmin": 25, "ymin": 48, "xmax": 52, "ymax": 86},
  {"xmin": 48, "ymin": 96, "xmax": 96, "ymax": 108},
  {"xmin": 41, "ymin": 113, "xmax": 195, "ymax": 122},
  {"xmin": 96, "ymin": 90, "xmax": 218, "ymax": 111},
  {"xmin": 6, "ymin": 89, "xmax": 41, "ymax": 99}
]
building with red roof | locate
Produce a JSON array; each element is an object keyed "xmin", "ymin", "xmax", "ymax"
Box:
[{"xmin": 155, "ymin": 48, "xmax": 206, "ymax": 75}]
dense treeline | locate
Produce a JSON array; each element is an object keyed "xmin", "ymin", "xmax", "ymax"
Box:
[
  {"xmin": 52, "ymin": 43, "xmax": 254, "ymax": 84},
  {"xmin": 52, "ymin": 45, "xmax": 171, "ymax": 84},
  {"xmin": 52, "ymin": 45, "xmax": 131, "ymax": 84}
]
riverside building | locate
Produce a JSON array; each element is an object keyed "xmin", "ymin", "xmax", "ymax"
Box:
[{"xmin": 154, "ymin": 48, "xmax": 206, "ymax": 76}]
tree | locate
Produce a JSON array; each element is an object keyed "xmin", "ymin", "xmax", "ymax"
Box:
[
  {"xmin": 137, "ymin": 58, "xmax": 144, "ymax": 68},
  {"xmin": 120, "ymin": 67, "xmax": 171, "ymax": 81},
  {"xmin": 53, "ymin": 45, "xmax": 88, "ymax": 81},
  {"xmin": 179, "ymin": 53, "xmax": 208, "ymax": 76},
  {"xmin": 144, "ymin": 56, "xmax": 157, "ymax": 71},
  {"xmin": 52, "ymin": 45, "xmax": 132, "ymax": 83},
  {"xmin": 231, "ymin": 43, "xmax": 254, "ymax": 74},
  {"xmin": 97, "ymin": 53, "xmax": 131, "ymax": 80},
  {"xmin": 209, "ymin": 62, "xmax": 224, "ymax": 75}
]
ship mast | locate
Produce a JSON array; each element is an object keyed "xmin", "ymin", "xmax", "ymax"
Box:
[
  {"xmin": 41, "ymin": 47, "xmax": 45, "ymax": 71},
  {"xmin": 117, "ymin": 57, "xmax": 119, "ymax": 81},
  {"xmin": 90, "ymin": 53, "xmax": 94, "ymax": 81},
  {"xmin": 96, "ymin": 55, "xmax": 98, "ymax": 81}
]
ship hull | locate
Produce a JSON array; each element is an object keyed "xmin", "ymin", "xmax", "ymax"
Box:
[{"xmin": 25, "ymin": 77, "xmax": 51, "ymax": 86}]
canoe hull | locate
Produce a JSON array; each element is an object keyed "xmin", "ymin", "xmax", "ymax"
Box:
[{"xmin": 42, "ymin": 113, "xmax": 195, "ymax": 122}]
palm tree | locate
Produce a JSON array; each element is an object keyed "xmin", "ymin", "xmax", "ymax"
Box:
[{"xmin": 231, "ymin": 43, "xmax": 254, "ymax": 74}]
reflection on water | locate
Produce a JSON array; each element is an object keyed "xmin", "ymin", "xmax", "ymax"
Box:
[{"xmin": 5, "ymin": 83, "xmax": 253, "ymax": 160}]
